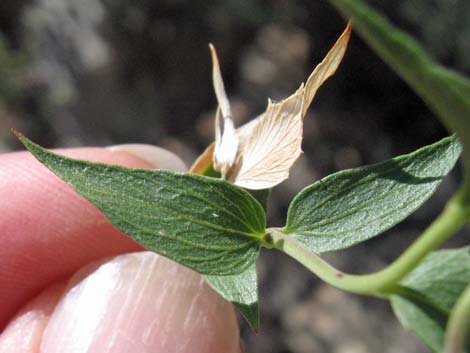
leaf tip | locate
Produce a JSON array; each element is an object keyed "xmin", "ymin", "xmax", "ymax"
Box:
[
  {"xmin": 11, "ymin": 128, "xmax": 23, "ymax": 140},
  {"xmin": 345, "ymin": 19, "xmax": 353, "ymax": 35},
  {"xmin": 11, "ymin": 129, "xmax": 31, "ymax": 149}
]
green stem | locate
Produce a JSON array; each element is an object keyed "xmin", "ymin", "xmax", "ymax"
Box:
[
  {"xmin": 445, "ymin": 284, "xmax": 470, "ymax": 353},
  {"xmin": 460, "ymin": 154, "xmax": 470, "ymax": 206},
  {"xmin": 267, "ymin": 191, "xmax": 468, "ymax": 297}
]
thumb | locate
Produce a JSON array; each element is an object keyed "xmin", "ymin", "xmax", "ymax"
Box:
[{"xmin": 40, "ymin": 252, "xmax": 241, "ymax": 353}]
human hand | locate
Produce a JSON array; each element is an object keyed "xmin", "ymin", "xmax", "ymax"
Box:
[{"xmin": 0, "ymin": 144, "xmax": 241, "ymax": 353}]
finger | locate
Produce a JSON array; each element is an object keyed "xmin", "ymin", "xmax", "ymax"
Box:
[
  {"xmin": 0, "ymin": 145, "xmax": 185, "ymax": 328},
  {"xmin": 40, "ymin": 252, "xmax": 240, "ymax": 353},
  {"xmin": 0, "ymin": 281, "xmax": 66, "ymax": 353}
]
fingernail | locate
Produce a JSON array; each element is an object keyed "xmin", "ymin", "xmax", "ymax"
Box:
[
  {"xmin": 40, "ymin": 252, "xmax": 240, "ymax": 353},
  {"xmin": 107, "ymin": 144, "xmax": 187, "ymax": 171}
]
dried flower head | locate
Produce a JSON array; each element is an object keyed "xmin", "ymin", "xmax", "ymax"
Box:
[{"xmin": 192, "ymin": 22, "xmax": 352, "ymax": 189}]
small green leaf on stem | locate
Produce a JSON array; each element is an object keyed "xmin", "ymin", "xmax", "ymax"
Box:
[
  {"xmin": 17, "ymin": 132, "xmax": 266, "ymax": 276},
  {"xmin": 391, "ymin": 247, "xmax": 470, "ymax": 353},
  {"xmin": 284, "ymin": 136, "xmax": 461, "ymax": 253}
]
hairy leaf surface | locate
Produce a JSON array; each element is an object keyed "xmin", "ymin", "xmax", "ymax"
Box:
[
  {"xmin": 19, "ymin": 134, "xmax": 266, "ymax": 276},
  {"xmin": 285, "ymin": 136, "xmax": 461, "ymax": 253},
  {"xmin": 391, "ymin": 247, "xmax": 470, "ymax": 353},
  {"xmin": 205, "ymin": 264, "xmax": 259, "ymax": 330}
]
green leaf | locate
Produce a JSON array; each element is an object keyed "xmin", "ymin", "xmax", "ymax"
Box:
[
  {"xmin": 197, "ymin": 162, "xmax": 263, "ymax": 330},
  {"xmin": 391, "ymin": 295, "xmax": 447, "ymax": 353},
  {"xmin": 285, "ymin": 136, "xmax": 461, "ymax": 253},
  {"xmin": 445, "ymin": 284, "xmax": 470, "ymax": 353},
  {"xmin": 330, "ymin": 0, "xmax": 470, "ymax": 199},
  {"xmin": 391, "ymin": 247, "xmax": 470, "ymax": 353},
  {"xmin": 205, "ymin": 264, "xmax": 259, "ymax": 331},
  {"xmin": 18, "ymin": 133, "xmax": 266, "ymax": 275}
]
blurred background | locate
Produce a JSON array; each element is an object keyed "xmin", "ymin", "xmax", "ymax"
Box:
[{"xmin": 1, "ymin": 0, "xmax": 469, "ymax": 352}]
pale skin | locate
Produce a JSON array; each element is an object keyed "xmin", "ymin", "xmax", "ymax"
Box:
[{"xmin": 0, "ymin": 145, "xmax": 241, "ymax": 353}]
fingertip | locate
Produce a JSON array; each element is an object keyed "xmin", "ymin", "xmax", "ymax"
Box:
[
  {"xmin": 0, "ymin": 281, "xmax": 66, "ymax": 353},
  {"xmin": 41, "ymin": 252, "xmax": 240, "ymax": 353},
  {"xmin": 0, "ymin": 144, "xmax": 184, "ymax": 329},
  {"xmin": 107, "ymin": 144, "xmax": 187, "ymax": 172}
]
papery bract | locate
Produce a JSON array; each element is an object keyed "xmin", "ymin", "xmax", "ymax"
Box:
[
  {"xmin": 210, "ymin": 44, "xmax": 239, "ymax": 178},
  {"xmin": 192, "ymin": 23, "xmax": 352, "ymax": 189},
  {"xmin": 228, "ymin": 85, "xmax": 305, "ymax": 189}
]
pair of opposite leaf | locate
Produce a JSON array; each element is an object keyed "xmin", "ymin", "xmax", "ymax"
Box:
[{"xmin": 191, "ymin": 22, "xmax": 352, "ymax": 189}]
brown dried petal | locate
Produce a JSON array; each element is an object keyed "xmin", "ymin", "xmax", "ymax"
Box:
[
  {"xmin": 302, "ymin": 21, "xmax": 352, "ymax": 117},
  {"xmin": 209, "ymin": 45, "xmax": 239, "ymax": 178},
  {"xmin": 228, "ymin": 85, "xmax": 305, "ymax": 189}
]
